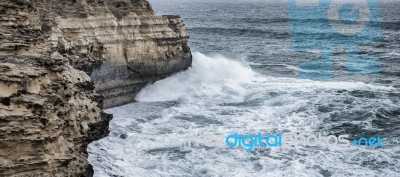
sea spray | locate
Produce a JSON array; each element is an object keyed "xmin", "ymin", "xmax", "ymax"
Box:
[
  {"xmin": 136, "ymin": 52, "xmax": 255, "ymax": 102},
  {"xmin": 89, "ymin": 52, "xmax": 399, "ymax": 177}
]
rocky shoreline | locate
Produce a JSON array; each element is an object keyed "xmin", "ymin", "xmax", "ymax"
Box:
[{"xmin": 0, "ymin": 0, "xmax": 191, "ymax": 176}]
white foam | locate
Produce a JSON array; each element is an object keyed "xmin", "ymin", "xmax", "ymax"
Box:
[
  {"xmin": 89, "ymin": 52, "xmax": 399, "ymax": 177},
  {"xmin": 137, "ymin": 52, "xmax": 394, "ymax": 103},
  {"xmin": 136, "ymin": 52, "xmax": 255, "ymax": 102}
]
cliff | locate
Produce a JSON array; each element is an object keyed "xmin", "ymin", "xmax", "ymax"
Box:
[
  {"xmin": 0, "ymin": 55, "xmax": 112, "ymax": 177},
  {"xmin": 0, "ymin": 0, "xmax": 192, "ymax": 108},
  {"xmin": 0, "ymin": 0, "xmax": 191, "ymax": 176}
]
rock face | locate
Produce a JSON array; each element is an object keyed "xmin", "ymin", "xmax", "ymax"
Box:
[
  {"xmin": 0, "ymin": 56, "xmax": 112, "ymax": 177},
  {"xmin": 0, "ymin": 0, "xmax": 192, "ymax": 109},
  {"xmin": 0, "ymin": 0, "xmax": 191, "ymax": 176}
]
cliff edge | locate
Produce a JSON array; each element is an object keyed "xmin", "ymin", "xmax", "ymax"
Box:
[{"xmin": 0, "ymin": 0, "xmax": 191, "ymax": 176}]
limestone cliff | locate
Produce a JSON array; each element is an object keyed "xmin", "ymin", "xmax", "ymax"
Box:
[
  {"xmin": 0, "ymin": 0, "xmax": 191, "ymax": 176},
  {"xmin": 0, "ymin": 0, "xmax": 192, "ymax": 108},
  {"xmin": 0, "ymin": 55, "xmax": 112, "ymax": 177}
]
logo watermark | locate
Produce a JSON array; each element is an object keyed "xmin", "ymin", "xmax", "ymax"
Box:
[
  {"xmin": 288, "ymin": 0, "xmax": 382, "ymax": 79},
  {"xmin": 225, "ymin": 133, "xmax": 384, "ymax": 152}
]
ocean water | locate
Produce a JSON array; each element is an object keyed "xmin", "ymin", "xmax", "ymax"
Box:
[{"xmin": 88, "ymin": 1, "xmax": 400, "ymax": 176}]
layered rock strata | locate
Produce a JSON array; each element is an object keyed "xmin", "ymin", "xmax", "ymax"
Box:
[
  {"xmin": 0, "ymin": 0, "xmax": 192, "ymax": 108},
  {"xmin": 0, "ymin": 56, "xmax": 112, "ymax": 176},
  {"xmin": 0, "ymin": 0, "xmax": 191, "ymax": 176}
]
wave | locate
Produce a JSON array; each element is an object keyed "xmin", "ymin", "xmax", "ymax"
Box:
[
  {"xmin": 201, "ymin": 17, "xmax": 392, "ymax": 26},
  {"xmin": 136, "ymin": 52, "xmax": 255, "ymax": 102},
  {"xmin": 188, "ymin": 27, "xmax": 290, "ymax": 38},
  {"xmin": 188, "ymin": 26, "xmax": 382, "ymax": 41},
  {"xmin": 136, "ymin": 52, "xmax": 394, "ymax": 103},
  {"xmin": 92, "ymin": 52, "xmax": 399, "ymax": 177}
]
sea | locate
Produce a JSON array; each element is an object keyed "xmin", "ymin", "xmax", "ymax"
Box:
[{"xmin": 88, "ymin": 0, "xmax": 400, "ymax": 176}]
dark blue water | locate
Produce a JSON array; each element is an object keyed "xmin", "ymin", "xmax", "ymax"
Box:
[
  {"xmin": 152, "ymin": 0, "xmax": 400, "ymax": 83},
  {"xmin": 88, "ymin": 1, "xmax": 400, "ymax": 176}
]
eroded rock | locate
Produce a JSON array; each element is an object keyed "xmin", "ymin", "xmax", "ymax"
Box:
[
  {"xmin": 0, "ymin": 56, "xmax": 112, "ymax": 177},
  {"xmin": 0, "ymin": 0, "xmax": 191, "ymax": 176}
]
